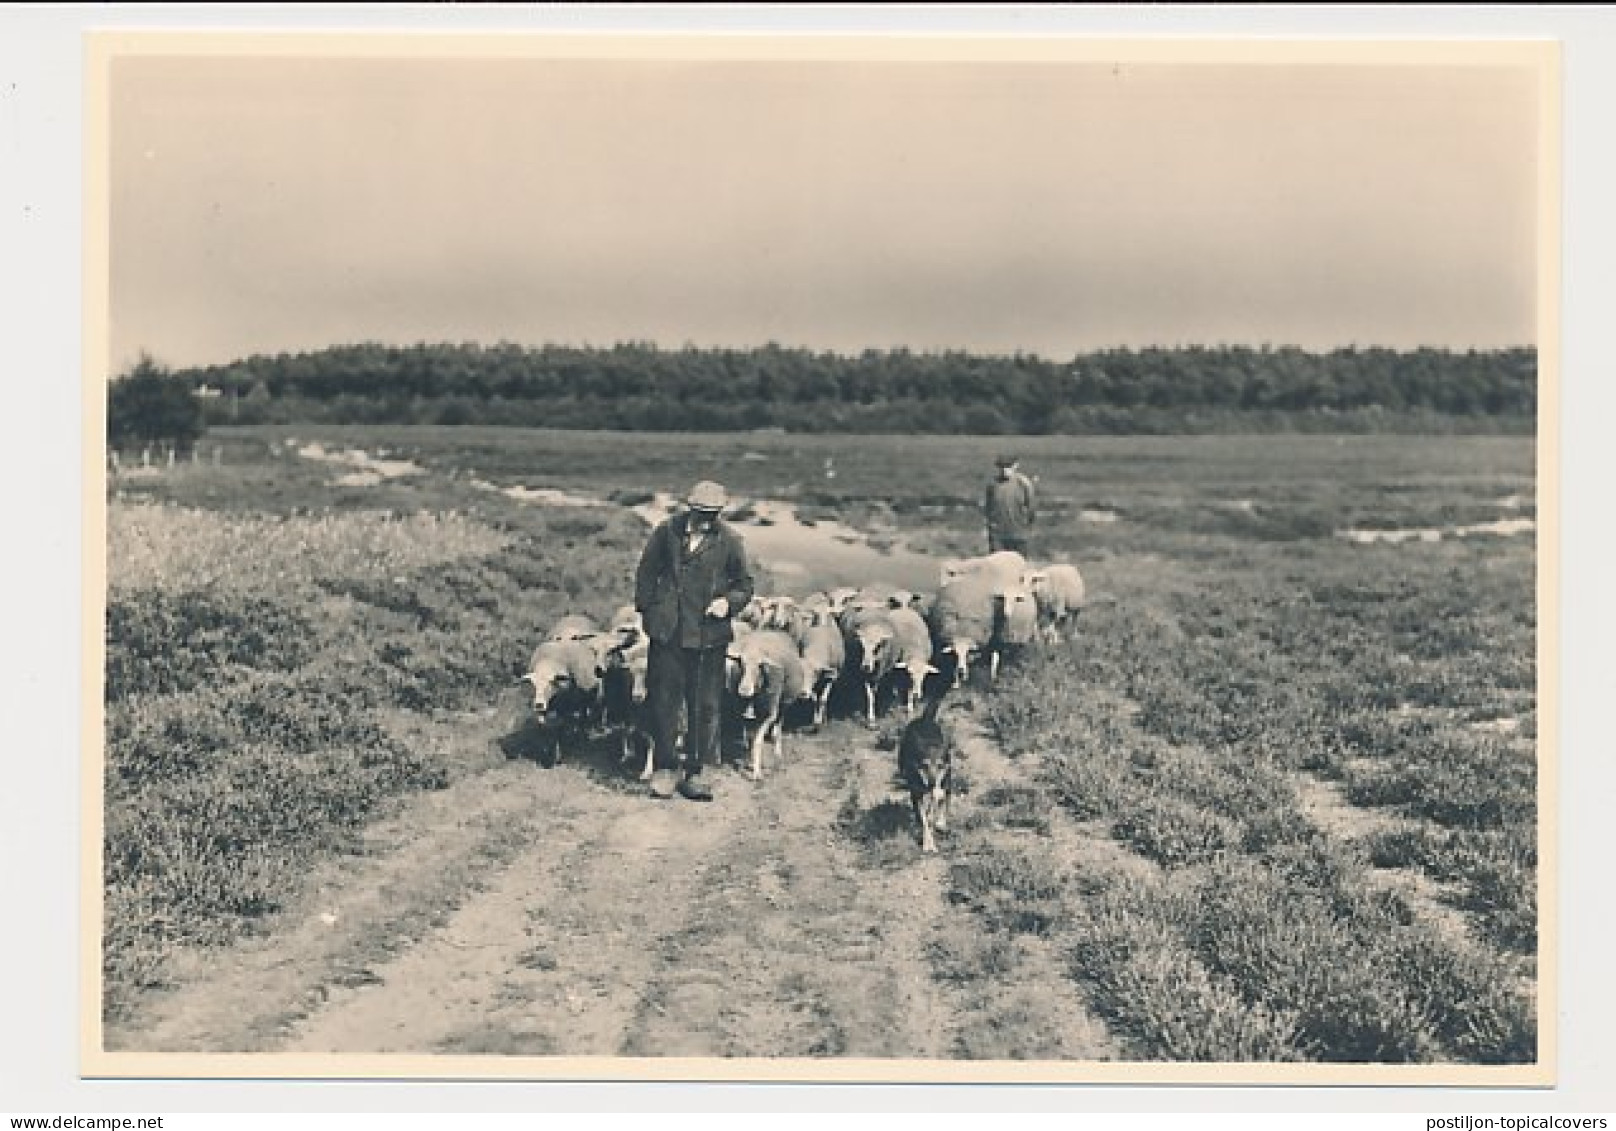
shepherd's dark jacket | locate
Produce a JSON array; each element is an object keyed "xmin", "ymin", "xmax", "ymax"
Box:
[
  {"xmin": 634, "ymin": 512, "xmax": 756, "ymax": 649},
  {"xmin": 985, "ymin": 472, "xmax": 1037, "ymax": 543}
]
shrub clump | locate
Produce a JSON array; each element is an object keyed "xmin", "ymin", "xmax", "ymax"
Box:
[
  {"xmin": 1112, "ymin": 796, "xmax": 1238, "ymax": 869},
  {"xmin": 1069, "ymin": 880, "xmax": 1305, "ymax": 1062},
  {"xmin": 106, "ymin": 590, "xmax": 314, "ymax": 699},
  {"xmin": 949, "ymin": 851, "xmax": 1069, "ymax": 936}
]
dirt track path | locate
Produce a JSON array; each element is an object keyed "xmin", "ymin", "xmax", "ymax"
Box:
[
  {"xmin": 118, "ymin": 700, "xmax": 1095, "ymax": 1060},
  {"xmin": 285, "ymin": 716, "xmax": 967, "ymax": 1058}
]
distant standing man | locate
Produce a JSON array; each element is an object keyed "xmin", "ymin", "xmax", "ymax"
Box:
[
  {"xmin": 634, "ymin": 480, "xmax": 755, "ymax": 801},
  {"xmin": 985, "ymin": 454, "xmax": 1037, "ymax": 555}
]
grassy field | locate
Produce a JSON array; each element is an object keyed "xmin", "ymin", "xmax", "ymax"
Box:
[{"xmin": 102, "ymin": 425, "xmax": 1538, "ymax": 1062}]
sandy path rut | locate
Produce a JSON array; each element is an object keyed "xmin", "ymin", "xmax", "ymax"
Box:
[
  {"xmin": 276, "ymin": 718, "xmax": 965, "ymax": 1058},
  {"xmin": 115, "ymin": 700, "xmax": 1115, "ymax": 1062}
]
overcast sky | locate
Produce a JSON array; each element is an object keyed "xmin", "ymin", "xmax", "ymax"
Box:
[{"xmin": 106, "ymin": 49, "xmax": 1545, "ymax": 372}]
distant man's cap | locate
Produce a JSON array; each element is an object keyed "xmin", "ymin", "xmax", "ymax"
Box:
[
  {"xmin": 995, "ymin": 455, "xmax": 1019, "ymax": 469},
  {"xmin": 687, "ymin": 480, "xmax": 728, "ymax": 512}
]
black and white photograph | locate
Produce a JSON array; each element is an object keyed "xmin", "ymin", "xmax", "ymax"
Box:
[{"xmin": 83, "ymin": 30, "xmax": 1555, "ymax": 1085}]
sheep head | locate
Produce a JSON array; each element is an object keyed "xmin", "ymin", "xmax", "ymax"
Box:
[{"xmin": 855, "ymin": 622, "xmax": 895, "ymax": 674}]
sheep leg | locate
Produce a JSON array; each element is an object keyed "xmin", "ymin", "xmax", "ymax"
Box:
[
  {"xmin": 915, "ymin": 793, "xmax": 937, "ymax": 854},
  {"xmin": 864, "ymin": 681, "xmax": 876, "ymax": 726},
  {"xmin": 749, "ymin": 716, "xmax": 767, "ymax": 781},
  {"xmin": 951, "ymin": 649, "xmax": 972, "ymax": 689}
]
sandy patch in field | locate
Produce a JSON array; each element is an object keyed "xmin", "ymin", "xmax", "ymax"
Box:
[
  {"xmin": 1290, "ymin": 772, "xmax": 1478, "ymax": 946},
  {"xmin": 627, "ymin": 492, "xmax": 941, "ymax": 597},
  {"xmin": 467, "ymin": 479, "xmax": 602, "ymax": 507},
  {"xmin": 294, "ymin": 442, "xmax": 425, "ymax": 482},
  {"xmin": 1336, "ymin": 517, "xmax": 1535, "ymax": 545},
  {"xmin": 1292, "ymin": 773, "xmax": 1404, "ymax": 843}
]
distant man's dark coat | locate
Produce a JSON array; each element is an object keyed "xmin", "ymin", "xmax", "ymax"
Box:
[
  {"xmin": 634, "ymin": 513, "xmax": 755, "ymax": 649},
  {"xmin": 985, "ymin": 471, "xmax": 1037, "ymax": 552}
]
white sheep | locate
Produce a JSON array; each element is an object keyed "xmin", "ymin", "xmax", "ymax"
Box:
[
  {"xmin": 730, "ymin": 628, "xmax": 810, "ymax": 780},
  {"xmin": 796, "ymin": 620, "xmax": 846, "ymax": 728},
  {"xmin": 736, "ymin": 595, "xmax": 769, "ymax": 628},
  {"xmin": 1022, "ymin": 563, "xmax": 1087, "ymax": 644},
  {"xmin": 798, "ymin": 590, "xmax": 833, "ymax": 628},
  {"xmin": 607, "ymin": 604, "xmax": 645, "ymax": 647},
  {"xmin": 927, "ymin": 572, "xmax": 998, "ymax": 689},
  {"xmin": 885, "ymin": 604, "xmax": 938, "ymax": 718},
  {"xmin": 601, "ymin": 610, "xmax": 653, "ymax": 779},
  {"xmin": 824, "ymin": 587, "xmax": 860, "ymax": 616},
  {"xmin": 759, "ymin": 595, "xmax": 806, "ymax": 640},
  {"xmin": 546, "ymin": 613, "xmax": 602, "ymax": 642},
  {"xmin": 928, "ymin": 572, "xmax": 1036, "ymax": 687},
  {"xmin": 987, "ymin": 583, "xmax": 1040, "ymax": 683},
  {"xmin": 829, "ymin": 602, "xmax": 897, "ymax": 724},
  {"xmin": 519, "ymin": 637, "xmax": 606, "ymax": 763},
  {"xmin": 938, "ymin": 550, "xmax": 1027, "ymax": 591}
]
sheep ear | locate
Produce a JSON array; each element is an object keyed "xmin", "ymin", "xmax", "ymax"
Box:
[{"xmin": 518, "ymin": 673, "xmax": 535, "ymax": 687}]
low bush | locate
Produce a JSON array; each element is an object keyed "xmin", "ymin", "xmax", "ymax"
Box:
[
  {"xmin": 1458, "ymin": 854, "xmax": 1538, "ymax": 954},
  {"xmin": 1069, "ymin": 880, "xmax": 1305, "ymax": 1062},
  {"xmin": 1361, "ymin": 824, "xmax": 1537, "ymax": 954},
  {"xmin": 101, "ymin": 495, "xmax": 647, "ymax": 1021},
  {"xmin": 1344, "ymin": 736, "xmax": 1534, "ymax": 830},
  {"xmin": 105, "ymin": 590, "xmax": 314, "ymax": 698},
  {"xmin": 1042, "ymin": 753, "xmax": 1136, "ymax": 822},
  {"xmin": 927, "ymin": 930, "xmax": 1024, "ymax": 987},
  {"xmin": 1187, "ymin": 865, "xmax": 1440, "ymax": 1062},
  {"xmin": 949, "ymin": 851, "xmax": 1069, "ymax": 936},
  {"xmin": 971, "ymin": 534, "xmax": 1536, "ymax": 1062},
  {"xmin": 1388, "ymin": 931, "xmax": 1536, "ymax": 1064},
  {"xmin": 1112, "ymin": 796, "xmax": 1238, "ymax": 870},
  {"xmin": 974, "ymin": 783, "xmax": 1054, "ymax": 834}
]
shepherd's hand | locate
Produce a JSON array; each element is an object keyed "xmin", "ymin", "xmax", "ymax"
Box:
[{"xmin": 706, "ymin": 597, "xmax": 730, "ymax": 618}]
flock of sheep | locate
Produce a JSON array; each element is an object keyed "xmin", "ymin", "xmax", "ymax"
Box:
[{"xmin": 517, "ymin": 549, "xmax": 1086, "ymax": 782}]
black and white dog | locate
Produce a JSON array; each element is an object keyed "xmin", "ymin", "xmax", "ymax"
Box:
[{"xmin": 898, "ymin": 692, "xmax": 953, "ymax": 854}]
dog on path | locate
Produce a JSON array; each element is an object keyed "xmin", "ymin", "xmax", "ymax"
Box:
[{"xmin": 898, "ymin": 692, "xmax": 953, "ymax": 854}]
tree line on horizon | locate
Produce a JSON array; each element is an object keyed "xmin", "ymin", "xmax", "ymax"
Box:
[{"xmin": 144, "ymin": 341, "xmax": 1536, "ymax": 435}]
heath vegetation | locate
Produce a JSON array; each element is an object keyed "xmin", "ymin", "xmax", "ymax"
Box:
[{"xmin": 102, "ymin": 425, "xmax": 1536, "ymax": 1063}]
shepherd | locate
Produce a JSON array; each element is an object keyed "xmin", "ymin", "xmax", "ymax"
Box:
[
  {"xmin": 984, "ymin": 454, "xmax": 1037, "ymax": 555},
  {"xmin": 633, "ymin": 480, "xmax": 756, "ymax": 801}
]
